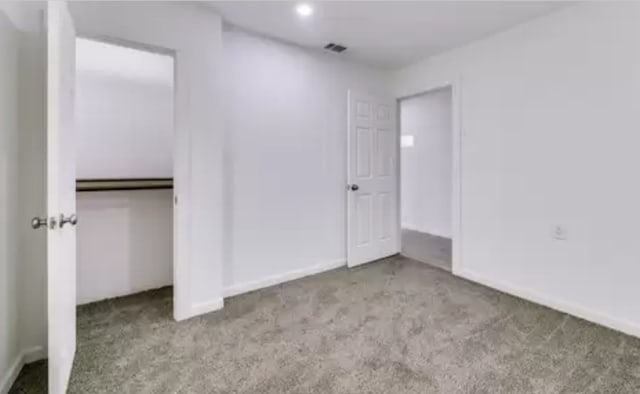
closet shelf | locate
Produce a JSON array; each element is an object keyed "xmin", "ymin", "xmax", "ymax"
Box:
[{"xmin": 76, "ymin": 178, "xmax": 173, "ymax": 192}]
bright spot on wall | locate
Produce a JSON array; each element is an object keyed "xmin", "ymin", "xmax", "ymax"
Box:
[
  {"xmin": 401, "ymin": 135, "xmax": 415, "ymax": 148},
  {"xmin": 296, "ymin": 3, "xmax": 314, "ymax": 17}
]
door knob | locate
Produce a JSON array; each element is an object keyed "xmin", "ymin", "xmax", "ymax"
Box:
[
  {"xmin": 59, "ymin": 213, "xmax": 77, "ymax": 228},
  {"xmin": 350, "ymin": 184, "xmax": 359, "ymax": 191},
  {"xmin": 31, "ymin": 216, "xmax": 57, "ymax": 230}
]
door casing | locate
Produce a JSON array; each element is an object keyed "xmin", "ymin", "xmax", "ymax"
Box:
[{"xmin": 395, "ymin": 80, "xmax": 463, "ymax": 274}]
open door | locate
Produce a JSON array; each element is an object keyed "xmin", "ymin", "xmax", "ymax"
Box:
[
  {"xmin": 47, "ymin": 2, "xmax": 77, "ymax": 393},
  {"xmin": 347, "ymin": 90, "xmax": 399, "ymax": 267}
]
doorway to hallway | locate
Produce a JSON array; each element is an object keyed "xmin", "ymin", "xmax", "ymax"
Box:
[{"xmin": 399, "ymin": 86, "xmax": 453, "ymax": 271}]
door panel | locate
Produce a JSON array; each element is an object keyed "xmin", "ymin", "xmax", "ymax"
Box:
[
  {"xmin": 47, "ymin": 2, "xmax": 77, "ymax": 393},
  {"xmin": 347, "ymin": 91, "xmax": 398, "ymax": 267},
  {"xmin": 375, "ymin": 128, "xmax": 394, "ymax": 176},
  {"xmin": 355, "ymin": 194, "xmax": 372, "ymax": 246},
  {"xmin": 355, "ymin": 127, "xmax": 372, "ymax": 178},
  {"xmin": 377, "ymin": 192, "xmax": 392, "ymax": 241}
]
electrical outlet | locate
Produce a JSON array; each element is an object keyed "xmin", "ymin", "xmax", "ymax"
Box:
[{"xmin": 553, "ymin": 225, "xmax": 567, "ymax": 241}]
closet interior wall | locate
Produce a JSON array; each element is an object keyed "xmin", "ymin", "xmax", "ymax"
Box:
[{"xmin": 75, "ymin": 38, "xmax": 175, "ymax": 305}]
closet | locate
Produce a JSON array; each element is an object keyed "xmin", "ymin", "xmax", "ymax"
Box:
[{"xmin": 74, "ymin": 37, "xmax": 175, "ymax": 305}]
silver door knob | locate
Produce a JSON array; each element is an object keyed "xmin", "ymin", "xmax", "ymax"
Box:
[
  {"xmin": 350, "ymin": 184, "xmax": 359, "ymax": 191},
  {"xmin": 59, "ymin": 214, "xmax": 77, "ymax": 228},
  {"xmin": 31, "ymin": 216, "xmax": 57, "ymax": 230}
]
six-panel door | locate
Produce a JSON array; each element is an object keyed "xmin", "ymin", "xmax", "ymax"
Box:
[{"xmin": 348, "ymin": 91, "xmax": 398, "ymax": 267}]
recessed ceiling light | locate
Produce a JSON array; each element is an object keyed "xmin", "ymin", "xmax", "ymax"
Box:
[{"xmin": 296, "ymin": 4, "xmax": 313, "ymax": 17}]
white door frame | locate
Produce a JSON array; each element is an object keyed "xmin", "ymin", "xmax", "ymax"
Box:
[
  {"xmin": 395, "ymin": 80, "xmax": 463, "ymax": 274},
  {"xmin": 74, "ymin": 32, "xmax": 190, "ymax": 320}
]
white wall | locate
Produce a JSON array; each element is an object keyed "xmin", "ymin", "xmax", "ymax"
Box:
[
  {"xmin": 400, "ymin": 87, "xmax": 452, "ymax": 238},
  {"xmin": 76, "ymin": 190, "xmax": 173, "ymax": 305},
  {"xmin": 393, "ymin": 2, "xmax": 640, "ymax": 337},
  {"xmin": 0, "ymin": 0, "xmax": 46, "ymax": 385},
  {"xmin": 222, "ymin": 27, "xmax": 390, "ymax": 293},
  {"xmin": 0, "ymin": 8, "xmax": 21, "ymax": 392},
  {"xmin": 75, "ymin": 39, "xmax": 174, "ymax": 180},
  {"xmin": 15, "ymin": 1, "xmax": 47, "ymax": 365},
  {"xmin": 75, "ymin": 72, "xmax": 173, "ymax": 179}
]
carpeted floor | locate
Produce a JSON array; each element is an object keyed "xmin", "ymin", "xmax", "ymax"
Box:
[
  {"xmin": 11, "ymin": 256, "xmax": 640, "ymax": 393},
  {"xmin": 401, "ymin": 229, "xmax": 452, "ymax": 272}
]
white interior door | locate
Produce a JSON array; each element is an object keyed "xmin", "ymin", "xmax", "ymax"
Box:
[
  {"xmin": 47, "ymin": 2, "xmax": 77, "ymax": 393},
  {"xmin": 347, "ymin": 90, "xmax": 399, "ymax": 267}
]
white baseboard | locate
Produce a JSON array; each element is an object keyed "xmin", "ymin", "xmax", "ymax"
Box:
[
  {"xmin": 191, "ymin": 298, "xmax": 224, "ymax": 316},
  {"xmin": 457, "ymin": 268, "xmax": 640, "ymax": 339},
  {"xmin": 0, "ymin": 346, "xmax": 45, "ymax": 394},
  {"xmin": 0, "ymin": 353, "xmax": 23, "ymax": 394},
  {"xmin": 20, "ymin": 346, "xmax": 45, "ymax": 364},
  {"xmin": 223, "ymin": 259, "xmax": 346, "ymax": 298},
  {"xmin": 175, "ymin": 298, "xmax": 224, "ymax": 321}
]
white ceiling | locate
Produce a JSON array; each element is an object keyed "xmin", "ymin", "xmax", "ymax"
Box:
[{"xmin": 208, "ymin": 1, "xmax": 571, "ymax": 69}]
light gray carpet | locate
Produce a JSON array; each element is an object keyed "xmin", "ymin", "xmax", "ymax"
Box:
[
  {"xmin": 11, "ymin": 256, "xmax": 640, "ymax": 393},
  {"xmin": 401, "ymin": 228, "xmax": 452, "ymax": 272}
]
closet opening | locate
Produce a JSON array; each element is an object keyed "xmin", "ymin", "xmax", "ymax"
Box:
[{"xmin": 74, "ymin": 37, "xmax": 176, "ymax": 308}]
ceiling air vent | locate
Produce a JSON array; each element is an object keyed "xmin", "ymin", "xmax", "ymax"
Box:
[{"xmin": 324, "ymin": 43, "xmax": 347, "ymax": 53}]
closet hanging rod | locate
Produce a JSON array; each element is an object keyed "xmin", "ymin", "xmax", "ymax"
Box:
[{"xmin": 76, "ymin": 178, "xmax": 173, "ymax": 192}]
